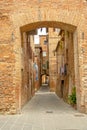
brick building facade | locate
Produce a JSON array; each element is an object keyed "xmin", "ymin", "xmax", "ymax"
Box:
[{"xmin": 0, "ymin": 0, "xmax": 87, "ymax": 114}]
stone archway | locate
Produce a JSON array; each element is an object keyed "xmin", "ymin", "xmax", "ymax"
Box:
[
  {"xmin": 0, "ymin": 0, "xmax": 87, "ymax": 114},
  {"xmin": 20, "ymin": 21, "xmax": 79, "ymax": 113}
]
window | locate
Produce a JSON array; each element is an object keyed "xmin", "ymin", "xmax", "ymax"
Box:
[
  {"xmin": 53, "ymin": 28, "xmax": 60, "ymax": 33},
  {"xmin": 34, "ymin": 35, "xmax": 40, "ymax": 44},
  {"xmin": 44, "ymin": 40, "xmax": 48, "ymax": 45},
  {"xmin": 43, "ymin": 51, "xmax": 47, "ymax": 57}
]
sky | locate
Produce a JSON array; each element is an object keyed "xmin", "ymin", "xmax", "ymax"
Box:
[{"xmin": 34, "ymin": 28, "xmax": 47, "ymax": 44}]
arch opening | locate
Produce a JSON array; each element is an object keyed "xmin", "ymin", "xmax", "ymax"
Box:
[
  {"xmin": 20, "ymin": 21, "xmax": 76, "ymax": 33},
  {"xmin": 20, "ymin": 21, "xmax": 78, "ymax": 112}
]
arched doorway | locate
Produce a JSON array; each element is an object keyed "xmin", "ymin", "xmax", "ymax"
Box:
[{"xmin": 20, "ymin": 21, "xmax": 79, "ymax": 113}]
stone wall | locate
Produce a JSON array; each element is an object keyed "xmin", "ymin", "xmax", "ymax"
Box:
[
  {"xmin": 21, "ymin": 33, "xmax": 35, "ymax": 108},
  {"xmin": 34, "ymin": 51, "xmax": 41, "ymax": 91},
  {"xmin": 56, "ymin": 31, "xmax": 75, "ymax": 102},
  {"xmin": 0, "ymin": 0, "xmax": 87, "ymax": 113},
  {"xmin": 49, "ymin": 28, "xmax": 59, "ymax": 91}
]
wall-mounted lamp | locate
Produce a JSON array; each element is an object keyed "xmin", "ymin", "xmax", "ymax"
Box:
[
  {"xmin": 81, "ymin": 48, "xmax": 85, "ymax": 54},
  {"xmin": 53, "ymin": 50, "xmax": 56, "ymax": 56},
  {"xmin": 82, "ymin": 32, "xmax": 84, "ymax": 40},
  {"xmin": 54, "ymin": 52, "xmax": 55, "ymax": 56},
  {"xmin": 11, "ymin": 32, "xmax": 15, "ymax": 42}
]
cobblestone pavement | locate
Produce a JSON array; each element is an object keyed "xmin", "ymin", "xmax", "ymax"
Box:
[{"xmin": 0, "ymin": 85, "xmax": 87, "ymax": 130}]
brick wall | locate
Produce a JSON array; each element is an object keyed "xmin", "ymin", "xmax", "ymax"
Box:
[
  {"xmin": 49, "ymin": 28, "xmax": 59, "ymax": 91},
  {"xmin": 0, "ymin": 0, "xmax": 87, "ymax": 113},
  {"xmin": 21, "ymin": 33, "xmax": 35, "ymax": 108}
]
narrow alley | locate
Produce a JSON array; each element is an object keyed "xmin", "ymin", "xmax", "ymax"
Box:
[
  {"xmin": 1, "ymin": 1, "xmax": 87, "ymax": 130},
  {"xmin": 22, "ymin": 85, "xmax": 76, "ymax": 115},
  {"xmin": 0, "ymin": 86, "xmax": 87, "ymax": 130}
]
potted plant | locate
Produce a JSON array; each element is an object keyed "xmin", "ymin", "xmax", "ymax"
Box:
[{"xmin": 68, "ymin": 87, "xmax": 77, "ymax": 109}]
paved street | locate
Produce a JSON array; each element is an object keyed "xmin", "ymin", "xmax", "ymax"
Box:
[{"xmin": 0, "ymin": 85, "xmax": 87, "ymax": 130}]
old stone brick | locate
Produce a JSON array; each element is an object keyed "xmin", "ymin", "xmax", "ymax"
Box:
[{"xmin": 0, "ymin": 0, "xmax": 87, "ymax": 114}]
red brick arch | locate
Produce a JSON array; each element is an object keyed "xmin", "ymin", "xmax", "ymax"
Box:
[
  {"xmin": 20, "ymin": 21, "xmax": 76, "ymax": 32},
  {"xmin": 19, "ymin": 20, "xmax": 79, "ymax": 112}
]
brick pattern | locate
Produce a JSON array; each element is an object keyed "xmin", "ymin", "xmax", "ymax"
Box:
[
  {"xmin": 49, "ymin": 28, "xmax": 59, "ymax": 91},
  {"xmin": 56, "ymin": 31, "xmax": 75, "ymax": 102},
  {"xmin": 0, "ymin": 0, "xmax": 87, "ymax": 113}
]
